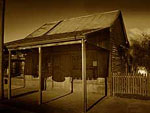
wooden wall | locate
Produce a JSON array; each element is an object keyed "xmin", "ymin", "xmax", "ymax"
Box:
[
  {"xmin": 110, "ymin": 15, "xmax": 127, "ymax": 74},
  {"xmin": 24, "ymin": 48, "xmax": 39, "ymax": 77},
  {"xmin": 24, "ymin": 44, "xmax": 109, "ymax": 81},
  {"xmin": 86, "ymin": 28, "xmax": 110, "ymax": 50}
]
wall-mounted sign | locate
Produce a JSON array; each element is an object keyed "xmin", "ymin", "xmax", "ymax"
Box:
[{"xmin": 93, "ymin": 61, "xmax": 97, "ymax": 67}]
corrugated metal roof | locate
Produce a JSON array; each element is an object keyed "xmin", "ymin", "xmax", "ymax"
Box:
[
  {"xmin": 25, "ymin": 10, "xmax": 120, "ymax": 38},
  {"xmin": 26, "ymin": 21, "xmax": 60, "ymax": 38},
  {"xmin": 47, "ymin": 11, "xmax": 119, "ymax": 35},
  {"xmin": 6, "ymin": 10, "xmax": 122, "ymax": 49}
]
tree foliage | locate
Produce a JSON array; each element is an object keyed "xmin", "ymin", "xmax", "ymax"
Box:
[{"xmin": 129, "ymin": 33, "xmax": 150, "ymax": 72}]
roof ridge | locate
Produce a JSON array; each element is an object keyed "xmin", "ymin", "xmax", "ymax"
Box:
[
  {"xmin": 44, "ymin": 10, "xmax": 121, "ymax": 24},
  {"xmin": 61, "ymin": 10, "xmax": 120, "ymax": 21}
]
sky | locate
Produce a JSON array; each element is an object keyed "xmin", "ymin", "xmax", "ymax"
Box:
[{"xmin": 3, "ymin": 0, "xmax": 150, "ymax": 42}]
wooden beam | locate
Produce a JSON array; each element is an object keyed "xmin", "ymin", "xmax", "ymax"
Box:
[
  {"xmin": 9, "ymin": 40, "xmax": 82, "ymax": 51},
  {"xmin": 0, "ymin": 0, "xmax": 5, "ymax": 100},
  {"xmin": 71, "ymin": 78, "xmax": 73, "ymax": 93},
  {"xmin": 8, "ymin": 50, "xmax": 11, "ymax": 99},
  {"xmin": 23, "ymin": 66, "xmax": 26, "ymax": 88},
  {"xmin": 38, "ymin": 47, "xmax": 42, "ymax": 104},
  {"xmin": 108, "ymin": 51, "xmax": 112, "ymax": 96},
  {"xmin": 52, "ymin": 79, "xmax": 54, "ymax": 88},
  {"xmin": 82, "ymin": 39, "xmax": 87, "ymax": 113},
  {"xmin": 105, "ymin": 77, "xmax": 107, "ymax": 96},
  {"xmin": 44, "ymin": 78, "xmax": 46, "ymax": 90}
]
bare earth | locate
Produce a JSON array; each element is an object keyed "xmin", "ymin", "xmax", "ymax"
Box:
[
  {"xmin": 1, "ymin": 78, "xmax": 150, "ymax": 113},
  {"xmin": 1, "ymin": 88, "xmax": 150, "ymax": 113}
]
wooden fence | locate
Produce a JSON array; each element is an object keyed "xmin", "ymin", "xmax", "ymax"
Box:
[{"xmin": 112, "ymin": 73, "xmax": 150, "ymax": 97}]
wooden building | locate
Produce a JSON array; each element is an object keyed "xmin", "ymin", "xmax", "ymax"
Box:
[{"xmin": 5, "ymin": 10, "xmax": 129, "ymax": 113}]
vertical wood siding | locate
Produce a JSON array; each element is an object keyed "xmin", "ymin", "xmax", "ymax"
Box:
[{"xmin": 24, "ymin": 44, "xmax": 109, "ymax": 80}]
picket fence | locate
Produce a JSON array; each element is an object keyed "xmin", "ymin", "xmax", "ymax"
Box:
[{"xmin": 112, "ymin": 73, "xmax": 150, "ymax": 96}]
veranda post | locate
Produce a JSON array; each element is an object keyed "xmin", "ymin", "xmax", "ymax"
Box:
[{"xmin": 0, "ymin": 0, "xmax": 5, "ymax": 100}]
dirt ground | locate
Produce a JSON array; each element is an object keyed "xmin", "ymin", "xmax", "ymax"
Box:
[
  {"xmin": 1, "ymin": 77, "xmax": 150, "ymax": 113},
  {"xmin": 1, "ymin": 88, "xmax": 150, "ymax": 113}
]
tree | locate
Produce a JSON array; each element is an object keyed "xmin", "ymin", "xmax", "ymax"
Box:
[{"xmin": 129, "ymin": 33, "xmax": 150, "ymax": 72}]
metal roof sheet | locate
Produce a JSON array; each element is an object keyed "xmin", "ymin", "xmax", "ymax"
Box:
[
  {"xmin": 26, "ymin": 10, "xmax": 120, "ymax": 38},
  {"xmin": 6, "ymin": 10, "xmax": 122, "ymax": 49},
  {"xmin": 26, "ymin": 21, "xmax": 60, "ymax": 38},
  {"xmin": 47, "ymin": 10, "xmax": 119, "ymax": 35}
]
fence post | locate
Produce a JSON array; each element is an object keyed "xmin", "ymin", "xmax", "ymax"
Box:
[{"xmin": 139, "ymin": 75, "xmax": 141, "ymax": 95}]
